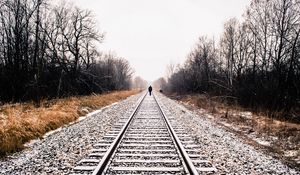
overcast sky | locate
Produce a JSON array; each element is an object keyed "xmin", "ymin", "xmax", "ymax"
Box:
[{"xmin": 70, "ymin": 0, "xmax": 251, "ymax": 82}]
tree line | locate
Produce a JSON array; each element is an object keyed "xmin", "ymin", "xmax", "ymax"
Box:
[
  {"xmin": 0, "ymin": 0, "xmax": 133, "ymax": 104},
  {"xmin": 164, "ymin": 0, "xmax": 300, "ymax": 120},
  {"xmin": 132, "ymin": 76, "xmax": 148, "ymax": 90}
]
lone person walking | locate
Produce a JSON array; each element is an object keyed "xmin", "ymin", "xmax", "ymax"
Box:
[{"xmin": 148, "ymin": 85, "xmax": 153, "ymax": 96}]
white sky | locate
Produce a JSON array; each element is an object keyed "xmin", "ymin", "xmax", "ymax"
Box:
[{"xmin": 70, "ymin": 0, "xmax": 251, "ymax": 82}]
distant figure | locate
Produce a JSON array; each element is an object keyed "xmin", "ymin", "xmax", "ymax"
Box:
[{"xmin": 148, "ymin": 85, "xmax": 153, "ymax": 96}]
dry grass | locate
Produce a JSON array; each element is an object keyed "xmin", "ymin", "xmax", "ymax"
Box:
[
  {"xmin": 172, "ymin": 93, "xmax": 300, "ymax": 168},
  {"xmin": 0, "ymin": 90, "xmax": 140, "ymax": 157}
]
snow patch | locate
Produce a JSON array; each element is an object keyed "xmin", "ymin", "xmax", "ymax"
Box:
[
  {"xmin": 239, "ymin": 112, "xmax": 252, "ymax": 119},
  {"xmin": 252, "ymin": 138, "xmax": 271, "ymax": 147},
  {"xmin": 284, "ymin": 150, "xmax": 298, "ymax": 157}
]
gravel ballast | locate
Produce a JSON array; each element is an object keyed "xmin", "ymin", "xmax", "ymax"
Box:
[
  {"xmin": 0, "ymin": 93, "xmax": 142, "ymax": 175},
  {"xmin": 0, "ymin": 92, "xmax": 299, "ymax": 175},
  {"xmin": 156, "ymin": 93, "xmax": 299, "ymax": 175}
]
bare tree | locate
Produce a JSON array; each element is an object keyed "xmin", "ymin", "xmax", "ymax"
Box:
[
  {"xmin": 166, "ymin": 0, "xmax": 300, "ymax": 121},
  {"xmin": 132, "ymin": 76, "xmax": 148, "ymax": 90},
  {"xmin": 220, "ymin": 18, "xmax": 239, "ymax": 87},
  {"xmin": 0, "ymin": 0, "xmax": 133, "ymax": 102},
  {"xmin": 166, "ymin": 61, "xmax": 176, "ymax": 80}
]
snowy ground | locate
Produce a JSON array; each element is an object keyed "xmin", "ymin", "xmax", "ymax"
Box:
[
  {"xmin": 0, "ymin": 91, "xmax": 299, "ymax": 175},
  {"xmin": 156, "ymin": 92, "xmax": 299, "ymax": 174}
]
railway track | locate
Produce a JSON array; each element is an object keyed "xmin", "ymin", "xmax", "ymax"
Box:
[{"xmin": 71, "ymin": 92, "xmax": 216, "ymax": 175}]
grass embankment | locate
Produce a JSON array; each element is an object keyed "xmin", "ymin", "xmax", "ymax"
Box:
[
  {"xmin": 171, "ymin": 93, "xmax": 300, "ymax": 168},
  {"xmin": 0, "ymin": 90, "xmax": 140, "ymax": 157}
]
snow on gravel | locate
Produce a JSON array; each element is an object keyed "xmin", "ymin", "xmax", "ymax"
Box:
[
  {"xmin": 0, "ymin": 93, "xmax": 143, "ymax": 175},
  {"xmin": 1, "ymin": 91, "xmax": 298, "ymax": 175},
  {"xmin": 156, "ymin": 93, "xmax": 299, "ymax": 175}
]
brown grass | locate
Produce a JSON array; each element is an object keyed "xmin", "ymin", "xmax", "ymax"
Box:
[
  {"xmin": 0, "ymin": 90, "xmax": 140, "ymax": 157},
  {"xmin": 173, "ymin": 93, "xmax": 300, "ymax": 168}
]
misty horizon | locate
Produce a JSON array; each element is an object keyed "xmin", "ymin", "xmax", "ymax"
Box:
[{"xmin": 71, "ymin": 0, "xmax": 251, "ymax": 82}]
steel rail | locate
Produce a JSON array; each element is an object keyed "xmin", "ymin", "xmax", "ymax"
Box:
[
  {"xmin": 92, "ymin": 92, "xmax": 148, "ymax": 175},
  {"xmin": 153, "ymin": 92, "xmax": 199, "ymax": 175}
]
